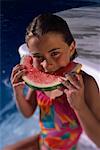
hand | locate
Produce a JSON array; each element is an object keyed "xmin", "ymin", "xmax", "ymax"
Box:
[
  {"xmin": 10, "ymin": 64, "xmax": 27, "ymax": 88},
  {"xmin": 59, "ymin": 73, "xmax": 85, "ymax": 111}
]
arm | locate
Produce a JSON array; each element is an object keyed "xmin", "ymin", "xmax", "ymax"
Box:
[
  {"xmin": 11, "ymin": 64, "xmax": 37, "ymax": 118},
  {"xmin": 76, "ymin": 100, "xmax": 100, "ymax": 147},
  {"xmin": 77, "ymin": 74, "xmax": 100, "ymax": 147},
  {"xmin": 61, "ymin": 71, "xmax": 100, "ymax": 147},
  {"xmin": 14, "ymin": 86, "xmax": 37, "ymax": 118}
]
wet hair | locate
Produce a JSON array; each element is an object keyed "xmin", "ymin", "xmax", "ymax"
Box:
[{"xmin": 25, "ymin": 13, "xmax": 78, "ymax": 60}]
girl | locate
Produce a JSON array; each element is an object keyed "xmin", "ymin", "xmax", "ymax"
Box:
[{"xmin": 5, "ymin": 14, "xmax": 100, "ymax": 150}]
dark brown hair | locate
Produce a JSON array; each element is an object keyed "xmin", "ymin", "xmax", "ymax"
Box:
[{"xmin": 25, "ymin": 13, "xmax": 78, "ymax": 60}]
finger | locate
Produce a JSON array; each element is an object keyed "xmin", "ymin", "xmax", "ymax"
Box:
[
  {"xmin": 65, "ymin": 73, "xmax": 80, "ymax": 89},
  {"xmin": 12, "ymin": 64, "xmax": 25, "ymax": 73},
  {"xmin": 13, "ymin": 81, "xmax": 25, "ymax": 88},
  {"xmin": 59, "ymin": 77, "xmax": 78, "ymax": 91},
  {"xmin": 76, "ymin": 74, "xmax": 84, "ymax": 88},
  {"xmin": 64, "ymin": 89, "xmax": 75, "ymax": 105},
  {"xmin": 61, "ymin": 74, "xmax": 80, "ymax": 90},
  {"xmin": 11, "ymin": 69, "xmax": 26, "ymax": 84},
  {"xmin": 11, "ymin": 64, "xmax": 26, "ymax": 79},
  {"xmin": 64, "ymin": 80, "xmax": 75, "ymax": 90},
  {"xmin": 59, "ymin": 79, "xmax": 73, "ymax": 91},
  {"xmin": 11, "ymin": 66, "xmax": 27, "ymax": 82},
  {"xmin": 11, "ymin": 64, "xmax": 19, "ymax": 81}
]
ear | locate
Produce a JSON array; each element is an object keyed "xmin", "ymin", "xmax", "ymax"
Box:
[{"xmin": 69, "ymin": 41, "xmax": 76, "ymax": 57}]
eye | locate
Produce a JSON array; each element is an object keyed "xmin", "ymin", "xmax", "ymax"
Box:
[
  {"xmin": 51, "ymin": 52, "xmax": 60, "ymax": 57},
  {"xmin": 33, "ymin": 55, "xmax": 44, "ymax": 61}
]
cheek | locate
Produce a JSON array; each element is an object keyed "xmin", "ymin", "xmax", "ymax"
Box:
[
  {"xmin": 33, "ymin": 58, "xmax": 41, "ymax": 69},
  {"xmin": 33, "ymin": 58, "xmax": 44, "ymax": 71},
  {"xmin": 56, "ymin": 54, "xmax": 70, "ymax": 66},
  {"xmin": 33, "ymin": 58, "xmax": 39, "ymax": 67}
]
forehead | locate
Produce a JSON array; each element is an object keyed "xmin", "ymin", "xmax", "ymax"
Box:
[{"xmin": 27, "ymin": 32, "xmax": 68, "ymax": 53}]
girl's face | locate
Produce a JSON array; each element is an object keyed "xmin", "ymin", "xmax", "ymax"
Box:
[{"xmin": 27, "ymin": 32, "xmax": 76, "ymax": 73}]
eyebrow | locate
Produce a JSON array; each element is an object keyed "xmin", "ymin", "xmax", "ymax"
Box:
[
  {"xmin": 31, "ymin": 48, "xmax": 60, "ymax": 55},
  {"xmin": 48, "ymin": 48, "xmax": 60, "ymax": 52},
  {"xmin": 31, "ymin": 52, "xmax": 41, "ymax": 56}
]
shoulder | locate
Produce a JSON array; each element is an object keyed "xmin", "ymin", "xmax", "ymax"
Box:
[
  {"xmin": 81, "ymin": 71, "xmax": 100, "ymax": 121},
  {"xmin": 81, "ymin": 70, "xmax": 99, "ymax": 89}
]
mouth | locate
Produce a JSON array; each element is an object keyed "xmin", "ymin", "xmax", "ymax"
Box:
[
  {"xmin": 44, "ymin": 67, "xmax": 61, "ymax": 74},
  {"xmin": 51, "ymin": 66, "xmax": 68, "ymax": 76},
  {"xmin": 38, "ymin": 66, "xmax": 65, "ymax": 75},
  {"xmin": 44, "ymin": 70, "xmax": 56, "ymax": 74}
]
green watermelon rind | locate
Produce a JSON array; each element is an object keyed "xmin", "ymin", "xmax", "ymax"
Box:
[
  {"xmin": 21, "ymin": 55, "xmax": 82, "ymax": 91},
  {"xmin": 25, "ymin": 81, "xmax": 63, "ymax": 91},
  {"xmin": 22, "ymin": 74, "xmax": 62, "ymax": 91},
  {"xmin": 20, "ymin": 55, "xmax": 63, "ymax": 91}
]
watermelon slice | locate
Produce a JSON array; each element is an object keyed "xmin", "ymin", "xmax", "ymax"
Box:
[{"xmin": 20, "ymin": 55, "xmax": 82, "ymax": 91}]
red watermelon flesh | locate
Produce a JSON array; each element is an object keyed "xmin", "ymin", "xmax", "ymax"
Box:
[{"xmin": 21, "ymin": 55, "xmax": 82, "ymax": 91}]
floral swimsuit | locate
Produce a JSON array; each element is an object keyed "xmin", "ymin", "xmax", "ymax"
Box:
[{"xmin": 36, "ymin": 90, "xmax": 82, "ymax": 150}]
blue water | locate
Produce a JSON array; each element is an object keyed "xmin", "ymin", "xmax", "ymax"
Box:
[{"xmin": 1, "ymin": 0, "xmax": 100, "ymax": 149}]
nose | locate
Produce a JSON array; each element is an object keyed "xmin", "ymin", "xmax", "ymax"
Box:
[{"xmin": 40, "ymin": 59, "xmax": 54, "ymax": 72}]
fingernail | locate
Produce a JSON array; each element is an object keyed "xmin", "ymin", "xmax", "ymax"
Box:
[
  {"xmin": 58, "ymin": 78, "xmax": 63, "ymax": 82},
  {"xmin": 60, "ymin": 77, "xmax": 66, "ymax": 80},
  {"xmin": 23, "ymin": 66, "xmax": 26, "ymax": 69}
]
